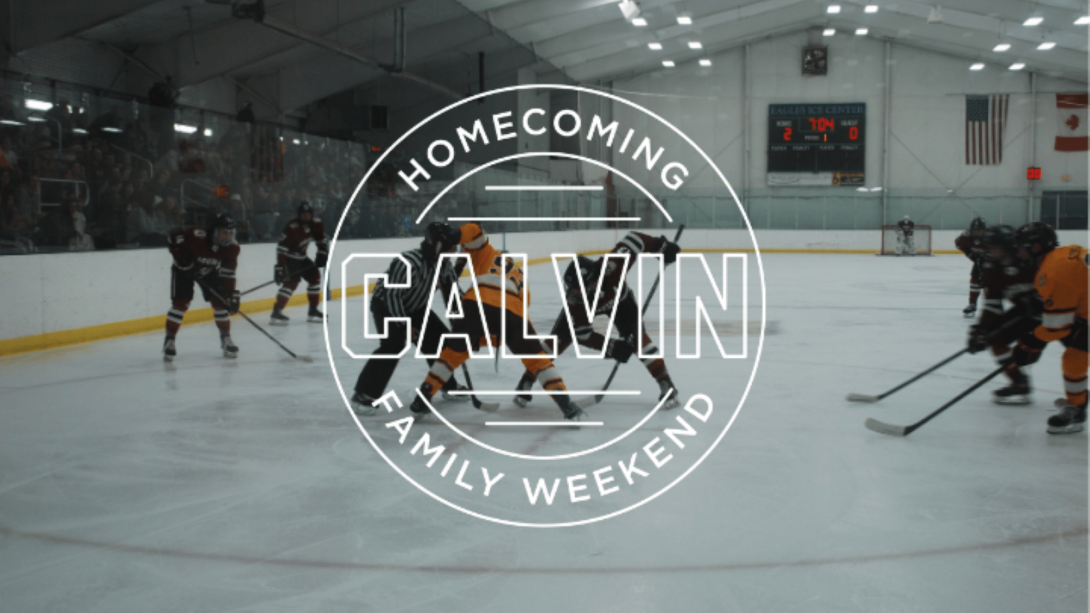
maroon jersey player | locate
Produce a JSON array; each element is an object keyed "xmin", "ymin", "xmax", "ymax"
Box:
[
  {"xmin": 163, "ymin": 213, "xmax": 242, "ymax": 360},
  {"xmin": 965, "ymin": 224, "xmax": 1043, "ymax": 405},
  {"xmin": 954, "ymin": 217, "xmax": 987, "ymax": 317},
  {"xmin": 270, "ymin": 202, "xmax": 328, "ymax": 325},
  {"xmin": 512, "ymin": 231, "xmax": 683, "ymax": 408}
]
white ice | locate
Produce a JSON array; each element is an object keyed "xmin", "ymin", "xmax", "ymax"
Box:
[{"xmin": 0, "ymin": 253, "xmax": 1085, "ymax": 612}]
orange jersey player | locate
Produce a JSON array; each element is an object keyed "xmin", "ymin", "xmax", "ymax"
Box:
[
  {"xmin": 512, "ymin": 231, "xmax": 683, "ymax": 409},
  {"xmin": 1009, "ymin": 222, "xmax": 1088, "ymax": 434},
  {"xmin": 270, "ymin": 202, "xmax": 328, "ymax": 325},
  {"xmin": 409, "ymin": 222, "xmax": 583, "ymax": 421},
  {"xmin": 163, "ymin": 213, "xmax": 242, "ymax": 360},
  {"xmin": 955, "ymin": 217, "xmax": 988, "ymax": 317}
]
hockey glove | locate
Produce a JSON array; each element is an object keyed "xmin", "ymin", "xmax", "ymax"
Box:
[
  {"xmin": 226, "ymin": 290, "xmax": 241, "ymax": 315},
  {"xmin": 1012, "ymin": 334, "xmax": 1047, "ymax": 366},
  {"xmin": 607, "ymin": 338, "xmax": 635, "ymax": 363},
  {"xmin": 966, "ymin": 325, "xmax": 991, "ymax": 354},
  {"xmin": 274, "ymin": 265, "xmax": 287, "ymax": 285},
  {"xmin": 659, "ymin": 236, "xmax": 682, "ymax": 266},
  {"xmin": 314, "ymin": 252, "xmax": 328, "ymax": 268}
]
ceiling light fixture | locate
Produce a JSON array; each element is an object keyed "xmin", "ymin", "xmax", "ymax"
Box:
[
  {"xmin": 0, "ymin": 119, "xmax": 24, "ymax": 126},
  {"xmin": 24, "ymin": 99, "xmax": 52, "ymax": 111},
  {"xmin": 1076, "ymin": 16, "xmax": 1090, "ymax": 25},
  {"xmin": 1023, "ymin": 17, "xmax": 1043, "ymax": 26},
  {"xmin": 1037, "ymin": 41, "xmax": 1056, "ymax": 50},
  {"xmin": 677, "ymin": 15, "xmax": 692, "ymax": 25},
  {"xmin": 648, "ymin": 41, "xmax": 663, "ymax": 50},
  {"xmin": 699, "ymin": 58, "xmax": 712, "ymax": 66},
  {"xmin": 688, "ymin": 41, "xmax": 703, "ymax": 49},
  {"xmin": 72, "ymin": 128, "xmax": 89, "ymax": 135},
  {"xmin": 632, "ymin": 17, "xmax": 647, "ymax": 26},
  {"xmin": 828, "ymin": 5, "xmax": 841, "ymax": 14},
  {"xmin": 993, "ymin": 43, "xmax": 1010, "ymax": 52},
  {"xmin": 102, "ymin": 126, "xmax": 123, "ymax": 133},
  {"xmin": 864, "ymin": 5, "xmax": 879, "ymax": 13},
  {"xmin": 856, "ymin": 28, "xmax": 868, "ymax": 35},
  {"xmin": 1009, "ymin": 63, "xmax": 1025, "ymax": 70},
  {"xmin": 970, "ymin": 62, "xmax": 985, "ymax": 70},
  {"xmin": 823, "ymin": 28, "xmax": 836, "ymax": 36},
  {"xmin": 662, "ymin": 60, "xmax": 675, "ymax": 67},
  {"xmin": 174, "ymin": 124, "xmax": 198, "ymax": 134},
  {"xmin": 618, "ymin": 0, "xmax": 641, "ymax": 22}
]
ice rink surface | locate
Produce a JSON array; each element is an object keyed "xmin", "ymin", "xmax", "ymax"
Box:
[{"xmin": 1, "ymin": 252, "xmax": 1086, "ymax": 612}]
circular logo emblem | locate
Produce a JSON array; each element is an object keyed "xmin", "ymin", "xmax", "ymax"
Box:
[{"xmin": 325, "ymin": 85, "xmax": 765, "ymax": 527}]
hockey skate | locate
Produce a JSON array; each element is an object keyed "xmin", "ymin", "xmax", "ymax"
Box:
[
  {"xmin": 307, "ymin": 307, "xmax": 325, "ymax": 323},
  {"xmin": 163, "ymin": 336, "xmax": 176, "ymax": 362},
  {"xmin": 658, "ymin": 378, "xmax": 680, "ymax": 409},
  {"xmin": 408, "ymin": 385, "xmax": 433, "ymax": 418},
  {"xmin": 1047, "ymin": 401, "xmax": 1086, "ymax": 435},
  {"xmin": 441, "ymin": 383, "xmax": 472, "ymax": 402},
  {"xmin": 220, "ymin": 335, "xmax": 239, "ymax": 359},
  {"xmin": 557, "ymin": 396, "xmax": 584, "ymax": 422},
  {"xmin": 962, "ymin": 304, "xmax": 977, "ymax": 318},
  {"xmin": 350, "ymin": 391, "xmax": 378, "ymax": 416},
  {"xmin": 993, "ymin": 375, "xmax": 1031, "ymax": 405},
  {"xmin": 269, "ymin": 310, "xmax": 290, "ymax": 326},
  {"xmin": 513, "ymin": 371, "xmax": 534, "ymax": 408}
]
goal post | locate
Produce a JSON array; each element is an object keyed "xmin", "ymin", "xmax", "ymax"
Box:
[{"xmin": 880, "ymin": 224, "xmax": 932, "ymax": 256}]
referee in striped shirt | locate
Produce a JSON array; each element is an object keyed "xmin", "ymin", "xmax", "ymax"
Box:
[{"xmin": 351, "ymin": 222, "xmax": 467, "ymax": 415}]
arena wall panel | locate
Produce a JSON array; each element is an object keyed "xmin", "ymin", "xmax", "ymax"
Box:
[{"xmin": 2, "ymin": 228, "xmax": 1085, "ymax": 355}]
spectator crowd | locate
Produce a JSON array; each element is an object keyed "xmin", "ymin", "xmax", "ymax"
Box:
[{"xmin": 0, "ymin": 80, "xmax": 421, "ymax": 256}]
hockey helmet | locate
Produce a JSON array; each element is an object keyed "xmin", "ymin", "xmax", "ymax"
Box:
[
  {"xmin": 422, "ymin": 222, "xmax": 461, "ymax": 259},
  {"xmin": 981, "ymin": 224, "xmax": 1017, "ymax": 259},
  {"xmin": 297, "ymin": 201, "xmax": 314, "ymax": 222},
  {"xmin": 1015, "ymin": 221, "xmax": 1058, "ymax": 256},
  {"xmin": 563, "ymin": 255, "xmax": 599, "ymax": 294},
  {"xmin": 209, "ymin": 212, "xmax": 237, "ymax": 246},
  {"xmin": 969, "ymin": 217, "xmax": 987, "ymax": 233}
]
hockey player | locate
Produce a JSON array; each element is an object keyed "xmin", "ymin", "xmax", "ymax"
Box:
[
  {"xmin": 163, "ymin": 213, "xmax": 242, "ymax": 360},
  {"xmin": 409, "ymin": 222, "xmax": 583, "ymax": 421},
  {"xmin": 896, "ymin": 215, "xmax": 916, "ymax": 256},
  {"xmin": 1007, "ymin": 223, "xmax": 1088, "ymax": 434},
  {"xmin": 270, "ymin": 202, "xmax": 327, "ymax": 325},
  {"xmin": 965, "ymin": 225, "xmax": 1042, "ymax": 404},
  {"xmin": 955, "ymin": 217, "xmax": 988, "ymax": 317},
  {"xmin": 349, "ymin": 222, "xmax": 468, "ymax": 415},
  {"xmin": 511, "ymin": 232, "xmax": 684, "ymax": 409}
]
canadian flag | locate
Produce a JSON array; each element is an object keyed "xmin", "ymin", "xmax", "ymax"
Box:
[{"xmin": 1054, "ymin": 93, "xmax": 1088, "ymax": 152}]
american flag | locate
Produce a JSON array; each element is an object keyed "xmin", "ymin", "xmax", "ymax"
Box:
[{"xmin": 965, "ymin": 95, "xmax": 1008, "ymax": 164}]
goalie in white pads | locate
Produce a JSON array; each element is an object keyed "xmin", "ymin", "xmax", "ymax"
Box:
[
  {"xmin": 512, "ymin": 231, "xmax": 683, "ymax": 409},
  {"xmin": 895, "ymin": 215, "xmax": 916, "ymax": 256}
]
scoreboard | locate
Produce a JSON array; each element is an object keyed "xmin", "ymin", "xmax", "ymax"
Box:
[{"xmin": 767, "ymin": 103, "xmax": 866, "ymax": 186}]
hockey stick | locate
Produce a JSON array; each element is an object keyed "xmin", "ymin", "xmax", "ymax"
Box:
[
  {"xmin": 239, "ymin": 264, "xmax": 319, "ymax": 297},
  {"xmin": 847, "ymin": 315, "xmax": 1030, "ymax": 403},
  {"xmin": 460, "ymin": 364, "xmax": 499, "ymax": 412},
  {"xmin": 201, "ymin": 282, "xmax": 314, "ymax": 362},
  {"xmin": 847, "ymin": 349, "xmax": 969, "ymax": 403},
  {"xmin": 864, "ymin": 361, "xmax": 1010, "ymax": 437},
  {"xmin": 576, "ymin": 224, "xmax": 686, "ymax": 410}
]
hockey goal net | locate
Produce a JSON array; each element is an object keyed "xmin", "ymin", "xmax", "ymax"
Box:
[{"xmin": 880, "ymin": 224, "xmax": 932, "ymax": 256}]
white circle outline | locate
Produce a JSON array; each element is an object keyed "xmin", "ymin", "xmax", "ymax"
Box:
[{"xmin": 322, "ymin": 83, "xmax": 767, "ymax": 528}]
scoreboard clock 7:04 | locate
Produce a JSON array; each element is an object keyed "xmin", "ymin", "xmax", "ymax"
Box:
[{"xmin": 767, "ymin": 102, "xmax": 866, "ymax": 187}]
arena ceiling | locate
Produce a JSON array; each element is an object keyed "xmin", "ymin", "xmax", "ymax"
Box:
[{"xmin": 6, "ymin": 0, "xmax": 1088, "ymax": 114}]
